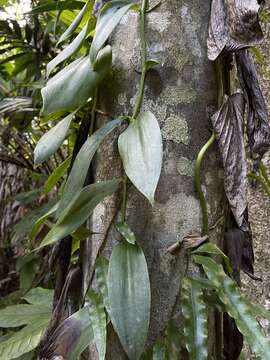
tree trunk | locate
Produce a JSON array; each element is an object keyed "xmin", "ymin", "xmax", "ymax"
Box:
[{"xmin": 89, "ymin": 0, "xmax": 225, "ymax": 357}]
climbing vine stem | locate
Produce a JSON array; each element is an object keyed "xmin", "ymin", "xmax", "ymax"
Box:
[
  {"xmin": 195, "ymin": 133, "xmax": 215, "ymax": 235},
  {"xmin": 132, "ymin": 0, "xmax": 148, "ymax": 119},
  {"xmin": 121, "ymin": 0, "xmax": 148, "ymax": 221}
]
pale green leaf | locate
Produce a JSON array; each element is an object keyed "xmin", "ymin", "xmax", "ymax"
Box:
[
  {"xmin": 181, "ymin": 277, "xmax": 208, "ymax": 360},
  {"xmin": 38, "ymin": 179, "xmax": 120, "ymax": 248},
  {"xmin": 193, "ymin": 255, "xmax": 270, "ymax": 359},
  {"xmin": 153, "ymin": 339, "xmax": 166, "ymax": 360},
  {"xmin": 88, "ymin": 290, "xmax": 107, "ymax": 360},
  {"xmin": 57, "ymin": 0, "xmax": 92, "ymax": 45},
  {"xmin": 108, "ymin": 242, "xmax": 151, "ymax": 359},
  {"xmin": 41, "ymin": 46, "xmax": 112, "ymax": 115},
  {"xmin": 58, "ymin": 118, "xmax": 121, "ymax": 215},
  {"xmin": 47, "ymin": 24, "xmax": 88, "ymax": 77},
  {"xmin": 34, "ymin": 113, "xmax": 74, "ymax": 165},
  {"xmin": 118, "ymin": 111, "xmax": 163, "ymax": 205},
  {"xmin": 90, "ymin": 0, "xmax": 134, "ymax": 63},
  {"xmin": 0, "ymin": 304, "xmax": 51, "ymax": 328},
  {"xmin": 22, "ymin": 287, "xmax": 54, "ymax": 307},
  {"xmin": 116, "ymin": 222, "xmax": 136, "ymax": 244},
  {"xmin": 0, "ymin": 319, "xmax": 49, "ymax": 360}
]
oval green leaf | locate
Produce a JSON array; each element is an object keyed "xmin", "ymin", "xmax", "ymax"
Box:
[
  {"xmin": 34, "ymin": 113, "xmax": 74, "ymax": 165},
  {"xmin": 108, "ymin": 242, "xmax": 151, "ymax": 359},
  {"xmin": 118, "ymin": 111, "xmax": 163, "ymax": 205}
]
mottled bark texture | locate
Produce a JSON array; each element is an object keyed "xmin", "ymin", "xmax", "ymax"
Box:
[
  {"xmin": 242, "ymin": 4, "xmax": 270, "ymax": 359},
  {"xmin": 89, "ymin": 0, "xmax": 225, "ymax": 357}
]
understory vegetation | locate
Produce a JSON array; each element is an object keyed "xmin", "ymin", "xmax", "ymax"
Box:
[{"xmin": 0, "ymin": 0, "xmax": 270, "ymax": 359}]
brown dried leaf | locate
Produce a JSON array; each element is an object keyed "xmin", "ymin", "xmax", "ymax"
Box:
[
  {"xmin": 223, "ymin": 313, "xmax": 243, "ymax": 360},
  {"xmin": 224, "ymin": 227, "xmax": 254, "ymax": 285},
  {"xmin": 236, "ymin": 49, "xmax": 270, "ymax": 163},
  {"xmin": 208, "ymin": 0, "xmax": 264, "ymax": 60},
  {"xmin": 211, "ymin": 93, "xmax": 248, "ymax": 230}
]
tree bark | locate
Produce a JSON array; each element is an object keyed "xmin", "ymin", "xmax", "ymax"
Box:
[{"xmin": 89, "ymin": 0, "xmax": 225, "ymax": 357}]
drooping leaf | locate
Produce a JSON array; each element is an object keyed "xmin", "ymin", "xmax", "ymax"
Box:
[
  {"xmin": 34, "ymin": 113, "xmax": 74, "ymax": 164},
  {"xmin": 0, "ymin": 304, "xmax": 51, "ymax": 328},
  {"xmin": 108, "ymin": 242, "xmax": 151, "ymax": 359},
  {"xmin": 41, "ymin": 45, "xmax": 112, "ymax": 115},
  {"xmin": 211, "ymin": 93, "xmax": 248, "ymax": 231},
  {"xmin": 38, "ymin": 306, "xmax": 94, "ymax": 360},
  {"xmin": 88, "ymin": 290, "xmax": 107, "ymax": 360},
  {"xmin": 118, "ymin": 111, "xmax": 163, "ymax": 205},
  {"xmin": 0, "ymin": 319, "xmax": 50, "ymax": 360},
  {"xmin": 145, "ymin": 59, "xmax": 160, "ymax": 71},
  {"xmin": 95, "ymin": 256, "xmax": 109, "ymax": 308},
  {"xmin": 90, "ymin": 0, "xmax": 134, "ymax": 63},
  {"xmin": 58, "ymin": 118, "xmax": 121, "ymax": 215},
  {"xmin": 57, "ymin": 0, "xmax": 92, "ymax": 45},
  {"xmin": 224, "ymin": 227, "xmax": 254, "ymax": 285},
  {"xmin": 116, "ymin": 222, "xmax": 136, "ymax": 244},
  {"xmin": 44, "ymin": 157, "xmax": 71, "ymax": 194},
  {"xmin": 22, "ymin": 287, "xmax": 54, "ymax": 307},
  {"xmin": 223, "ymin": 313, "xmax": 243, "ymax": 360},
  {"xmin": 207, "ymin": 0, "xmax": 264, "ymax": 60},
  {"xmin": 236, "ymin": 49, "xmax": 270, "ymax": 163},
  {"xmin": 193, "ymin": 255, "xmax": 270, "ymax": 359},
  {"xmin": 38, "ymin": 179, "xmax": 120, "ymax": 248},
  {"xmin": 181, "ymin": 277, "xmax": 208, "ymax": 360},
  {"xmin": 47, "ymin": 24, "xmax": 88, "ymax": 77}
]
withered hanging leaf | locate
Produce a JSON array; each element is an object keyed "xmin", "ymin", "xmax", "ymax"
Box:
[
  {"xmin": 211, "ymin": 93, "xmax": 248, "ymax": 231},
  {"xmin": 224, "ymin": 227, "xmax": 254, "ymax": 285},
  {"xmin": 208, "ymin": 0, "xmax": 264, "ymax": 60},
  {"xmin": 223, "ymin": 313, "xmax": 243, "ymax": 360},
  {"xmin": 236, "ymin": 49, "xmax": 270, "ymax": 163}
]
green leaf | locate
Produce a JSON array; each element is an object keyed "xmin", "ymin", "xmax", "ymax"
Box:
[
  {"xmin": 41, "ymin": 45, "xmax": 112, "ymax": 115},
  {"xmin": 22, "ymin": 287, "xmax": 54, "ymax": 307},
  {"xmin": 0, "ymin": 304, "xmax": 51, "ymax": 328},
  {"xmin": 34, "ymin": 113, "xmax": 74, "ymax": 165},
  {"xmin": 29, "ymin": 1, "xmax": 85, "ymax": 14},
  {"xmin": 116, "ymin": 222, "xmax": 136, "ymax": 244},
  {"xmin": 44, "ymin": 156, "xmax": 71, "ymax": 194},
  {"xmin": 192, "ymin": 242, "xmax": 233, "ymax": 276},
  {"xmin": 58, "ymin": 118, "xmax": 121, "ymax": 215},
  {"xmin": 181, "ymin": 277, "xmax": 208, "ymax": 360},
  {"xmin": 118, "ymin": 111, "xmax": 163, "ymax": 205},
  {"xmin": 153, "ymin": 339, "xmax": 166, "ymax": 360},
  {"xmin": 145, "ymin": 59, "xmax": 160, "ymax": 71},
  {"xmin": 88, "ymin": 290, "xmax": 107, "ymax": 360},
  {"xmin": 90, "ymin": 0, "xmax": 134, "ymax": 63},
  {"xmin": 95, "ymin": 256, "xmax": 109, "ymax": 308},
  {"xmin": 108, "ymin": 242, "xmax": 151, "ymax": 359},
  {"xmin": 57, "ymin": 0, "xmax": 92, "ymax": 45},
  {"xmin": 193, "ymin": 255, "xmax": 270, "ymax": 359},
  {"xmin": 0, "ymin": 319, "xmax": 49, "ymax": 360},
  {"xmin": 31, "ymin": 202, "xmax": 59, "ymax": 239},
  {"xmin": 38, "ymin": 179, "xmax": 120, "ymax": 248},
  {"xmin": 47, "ymin": 24, "xmax": 88, "ymax": 77}
]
